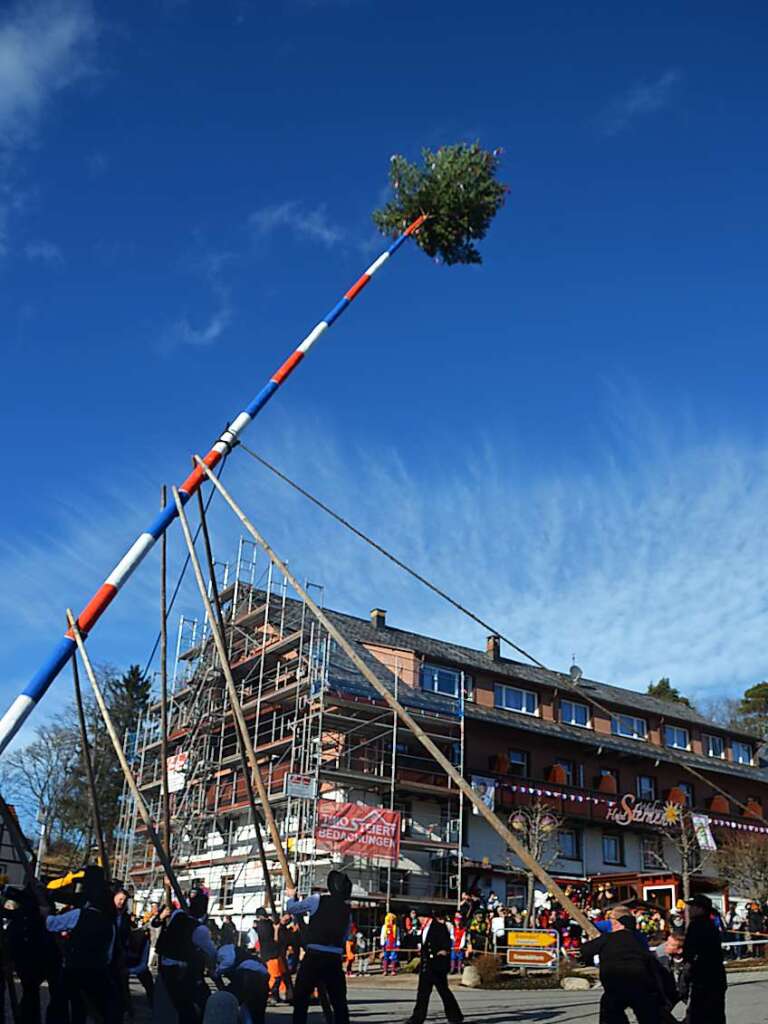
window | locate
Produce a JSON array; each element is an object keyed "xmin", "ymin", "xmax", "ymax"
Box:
[
  {"xmin": 508, "ymin": 750, "xmax": 529, "ymax": 778},
  {"xmin": 602, "ymin": 833, "xmax": 624, "ymax": 865},
  {"xmin": 558, "ymin": 828, "xmax": 582, "ymax": 860},
  {"xmin": 218, "ymin": 874, "xmax": 235, "ymax": 909},
  {"xmin": 421, "ymin": 664, "xmax": 461, "ymax": 698},
  {"xmin": 494, "ymin": 683, "xmax": 538, "ymax": 715},
  {"xmin": 664, "ymin": 724, "xmax": 690, "ymax": 750},
  {"xmin": 555, "ymin": 759, "xmax": 584, "ymax": 788},
  {"xmin": 506, "ymin": 882, "xmax": 526, "ymax": 910},
  {"xmin": 636, "ymin": 775, "xmax": 657, "ymax": 800},
  {"xmin": 611, "ymin": 714, "xmax": 647, "ymax": 740},
  {"xmin": 705, "ymin": 734, "xmax": 725, "ymax": 759},
  {"xmin": 677, "ymin": 782, "xmax": 694, "ymax": 807},
  {"xmin": 733, "ymin": 741, "xmax": 753, "ymax": 765},
  {"xmin": 561, "ymin": 699, "xmax": 590, "ymax": 728},
  {"xmin": 641, "ymin": 835, "xmax": 663, "ymax": 870}
]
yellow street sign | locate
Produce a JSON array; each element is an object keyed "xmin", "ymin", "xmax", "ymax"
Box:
[{"xmin": 507, "ymin": 929, "xmax": 557, "ymax": 948}]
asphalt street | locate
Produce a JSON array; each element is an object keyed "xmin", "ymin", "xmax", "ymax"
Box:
[{"xmin": 242, "ymin": 970, "xmax": 768, "ymax": 1024}]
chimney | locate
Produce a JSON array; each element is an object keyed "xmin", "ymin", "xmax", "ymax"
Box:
[
  {"xmin": 486, "ymin": 634, "xmax": 501, "ymax": 660},
  {"xmin": 370, "ymin": 608, "xmax": 387, "ymax": 630}
]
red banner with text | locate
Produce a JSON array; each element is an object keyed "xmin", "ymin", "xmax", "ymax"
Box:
[{"xmin": 315, "ymin": 801, "xmax": 401, "ymax": 863}]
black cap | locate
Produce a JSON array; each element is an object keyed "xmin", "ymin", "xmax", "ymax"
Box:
[{"xmin": 686, "ymin": 894, "xmax": 713, "ymax": 913}]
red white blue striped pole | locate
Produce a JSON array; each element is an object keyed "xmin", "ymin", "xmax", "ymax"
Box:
[{"xmin": 0, "ymin": 214, "xmax": 428, "ymax": 755}]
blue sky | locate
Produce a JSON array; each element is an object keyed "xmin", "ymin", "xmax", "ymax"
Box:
[{"xmin": 2, "ymin": 0, "xmax": 768, "ymax": 746}]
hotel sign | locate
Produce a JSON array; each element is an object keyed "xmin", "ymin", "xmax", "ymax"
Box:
[{"xmin": 605, "ymin": 794, "xmax": 682, "ymax": 828}]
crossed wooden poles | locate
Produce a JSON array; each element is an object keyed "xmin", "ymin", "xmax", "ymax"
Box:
[{"xmin": 25, "ymin": 465, "xmax": 598, "ymax": 938}]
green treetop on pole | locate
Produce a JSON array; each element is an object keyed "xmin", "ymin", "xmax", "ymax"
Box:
[{"xmin": 372, "ymin": 142, "xmax": 508, "ymax": 265}]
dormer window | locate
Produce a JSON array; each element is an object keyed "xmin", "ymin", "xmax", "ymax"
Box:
[
  {"xmin": 561, "ymin": 699, "xmax": 590, "ymax": 728},
  {"xmin": 421, "ymin": 664, "xmax": 463, "ymax": 698},
  {"xmin": 664, "ymin": 725, "xmax": 690, "ymax": 750},
  {"xmin": 733, "ymin": 740, "xmax": 752, "ymax": 765},
  {"xmin": 611, "ymin": 714, "xmax": 647, "ymax": 741},
  {"xmin": 704, "ymin": 734, "xmax": 726, "ymax": 759},
  {"xmin": 494, "ymin": 683, "xmax": 538, "ymax": 715}
]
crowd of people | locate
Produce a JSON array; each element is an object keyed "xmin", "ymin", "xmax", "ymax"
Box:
[{"xmin": 2, "ymin": 867, "xmax": 766, "ymax": 1024}]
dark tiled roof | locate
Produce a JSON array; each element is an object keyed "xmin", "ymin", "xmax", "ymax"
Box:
[
  {"xmin": 313, "ymin": 607, "xmax": 768, "ymax": 787},
  {"xmin": 237, "ymin": 592, "xmax": 766, "ymax": 783}
]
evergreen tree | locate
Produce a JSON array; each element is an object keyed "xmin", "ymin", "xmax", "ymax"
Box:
[
  {"xmin": 372, "ymin": 142, "xmax": 508, "ymax": 265},
  {"xmin": 738, "ymin": 681, "xmax": 768, "ymax": 737},
  {"xmin": 647, "ymin": 677, "xmax": 692, "ymax": 707}
]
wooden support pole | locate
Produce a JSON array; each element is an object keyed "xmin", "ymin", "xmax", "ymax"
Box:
[
  {"xmin": 171, "ymin": 487, "xmax": 295, "ymax": 889},
  {"xmin": 194, "ymin": 456, "xmax": 598, "ymax": 937},
  {"xmin": 71, "ymin": 653, "xmax": 111, "ymax": 882},
  {"xmin": 194, "ymin": 483, "xmax": 277, "ymax": 914},
  {"xmin": 65, "ymin": 611, "xmax": 188, "ymax": 910},
  {"xmin": 159, "ymin": 486, "xmax": 173, "ymax": 907}
]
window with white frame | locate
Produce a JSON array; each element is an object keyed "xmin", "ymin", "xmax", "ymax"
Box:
[
  {"xmin": 421, "ymin": 664, "xmax": 462, "ymax": 698},
  {"xmin": 561, "ymin": 699, "xmax": 590, "ymax": 728},
  {"xmin": 611, "ymin": 714, "xmax": 647, "ymax": 740},
  {"xmin": 664, "ymin": 724, "xmax": 690, "ymax": 750},
  {"xmin": 704, "ymin": 734, "xmax": 725, "ymax": 759},
  {"xmin": 733, "ymin": 740, "xmax": 753, "ymax": 765},
  {"xmin": 494, "ymin": 683, "xmax": 538, "ymax": 715},
  {"xmin": 636, "ymin": 775, "xmax": 657, "ymax": 800}
]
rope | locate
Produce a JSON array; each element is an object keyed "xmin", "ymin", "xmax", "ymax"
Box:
[{"xmin": 237, "ymin": 444, "xmax": 768, "ymax": 829}]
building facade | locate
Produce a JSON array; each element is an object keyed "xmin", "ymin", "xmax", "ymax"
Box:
[{"xmin": 117, "ymin": 554, "xmax": 768, "ymax": 924}]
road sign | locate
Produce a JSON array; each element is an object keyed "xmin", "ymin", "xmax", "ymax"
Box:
[
  {"xmin": 507, "ymin": 948, "xmax": 559, "ymax": 967},
  {"xmin": 504, "ymin": 929, "xmax": 560, "ymax": 971},
  {"xmin": 284, "ymin": 773, "xmax": 317, "ymax": 799},
  {"xmin": 507, "ymin": 929, "xmax": 558, "ymax": 948}
]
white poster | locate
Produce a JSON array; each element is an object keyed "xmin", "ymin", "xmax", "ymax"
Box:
[
  {"xmin": 471, "ymin": 775, "xmax": 496, "ymax": 815},
  {"xmin": 167, "ymin": 752, "xmax": 188, "ymax": 794},
  {"xmin": 691, "ymin": 812, "xmax": 717, "ymax": 851}
]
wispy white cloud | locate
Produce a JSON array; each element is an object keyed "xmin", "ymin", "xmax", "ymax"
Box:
[
  {"xmin": 598, "ymin": 69, "xmax": 682, "ymax": 137},
  {"xmin": 24, "ymin": 238, "xmax": 62, "ymax": 263},
  {"xmin": 164, "ymin": 250, "xmax": 234, "ymax": 350},
  {"xmin": 4, "ymin": 405, "xmax": 768, "ymax": 742},
  {"xmin": 249, "ymin": 201, "xmax": 344, "ymax": 248},
  {"xmin": 86, "ymin": 149, "xmax": 107, "ymax": 176},
  {"xmin": 0, "ymin": 0, "xmax": 96, "ymax": 153}
]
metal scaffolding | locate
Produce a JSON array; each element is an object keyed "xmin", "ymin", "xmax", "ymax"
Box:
[{"xmin": 114, "ymin": 539, "xmax": 465, "ymax": 928}]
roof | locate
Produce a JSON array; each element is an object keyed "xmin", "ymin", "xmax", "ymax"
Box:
[{"xmin": 231, "ymin": 591, "xmax": 768, "ymax": 783}]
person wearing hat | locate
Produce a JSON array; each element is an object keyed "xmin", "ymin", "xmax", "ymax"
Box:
[
  {"xmin": 580, "ymin": 907, "xmax": 669, "ymax": 1023},
  {"xmin": 681, "ymin": 894, "xmax": 727, "ymax": 1024},
  {"xmin": 155, "ymin": 887, "xmax": 217, "ymax": 1024},
  {"xmin": 285, "ymin": 870, "xmax": 353, "ymax": 1024},
  {"xmin": 44, "ymin": 864, "xmax": 118, "ymax": 1024},
  {"xmin": 403, "ymin": 908, "xmax": 463, "ymax": 1024}
]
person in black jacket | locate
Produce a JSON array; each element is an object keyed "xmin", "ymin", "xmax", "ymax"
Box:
[
  {"xmin": 286, "ymin": 870, "xmax": 353, "ymax": 1024},
  {"xmin": 44, "ymin": 865, "xmax": 119, "ymax": 1024},
  {"xmin": 682, "ymin": 894, "xmax": 727, "ymax": 1024},
  {"xmin": 580, "ymin": 908, "xmax": 662, "ymax": 1024},
  {"xmin": 5, "ymin": 885, "xmax": 66, "ymax": 1024},
  {"xmin": 403, "ymin": 908, "xmax": 463, "ymax": 1024},
  {"xmin": 155, "ymin": 887, "xmax": 217, "ymax": 1024}
]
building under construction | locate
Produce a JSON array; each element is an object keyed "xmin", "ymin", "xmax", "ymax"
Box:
[
  {"xmin": 114, "ymin": 540, "xmax": 467, "ymax": 927},
  {"xmin": 116, "ymin": 539, "xmax": 768, "ymax": 925}
]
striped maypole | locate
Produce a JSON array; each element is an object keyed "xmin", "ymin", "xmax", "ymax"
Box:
[{"xmin": 0, "ymin": 214, "xmax": 427, "ymax": 755}]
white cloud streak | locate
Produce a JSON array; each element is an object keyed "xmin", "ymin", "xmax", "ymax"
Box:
[
  {"xmin": 598, "ymin": 69, "xmax": 682, "ymax": 137},
  {"xmin": 166, "ymin": 250, "xmax": 234, "ymax": 350},
  {"xmin": 0, "ymin": 0, "xmax": 96, "ymax": 151},
  {"xmin": 3, "ymin": 410, "xmax": 768, "ymax": 738},
  {"xmin": 249, "ymin": 201, "xmax": 344, "ymax": 248}
]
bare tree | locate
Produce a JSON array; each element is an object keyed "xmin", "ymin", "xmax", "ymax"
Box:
[
  {"xmin": 643, "ymin": 810, "xmax": 710, "ymax": 900},
  {"xmin": 715, "ymin": 833, "xmax": 768, "ymax": 904},
  {"xmin": 507, "ymin": 800, "xmax": 564, "ymax": 924}
]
